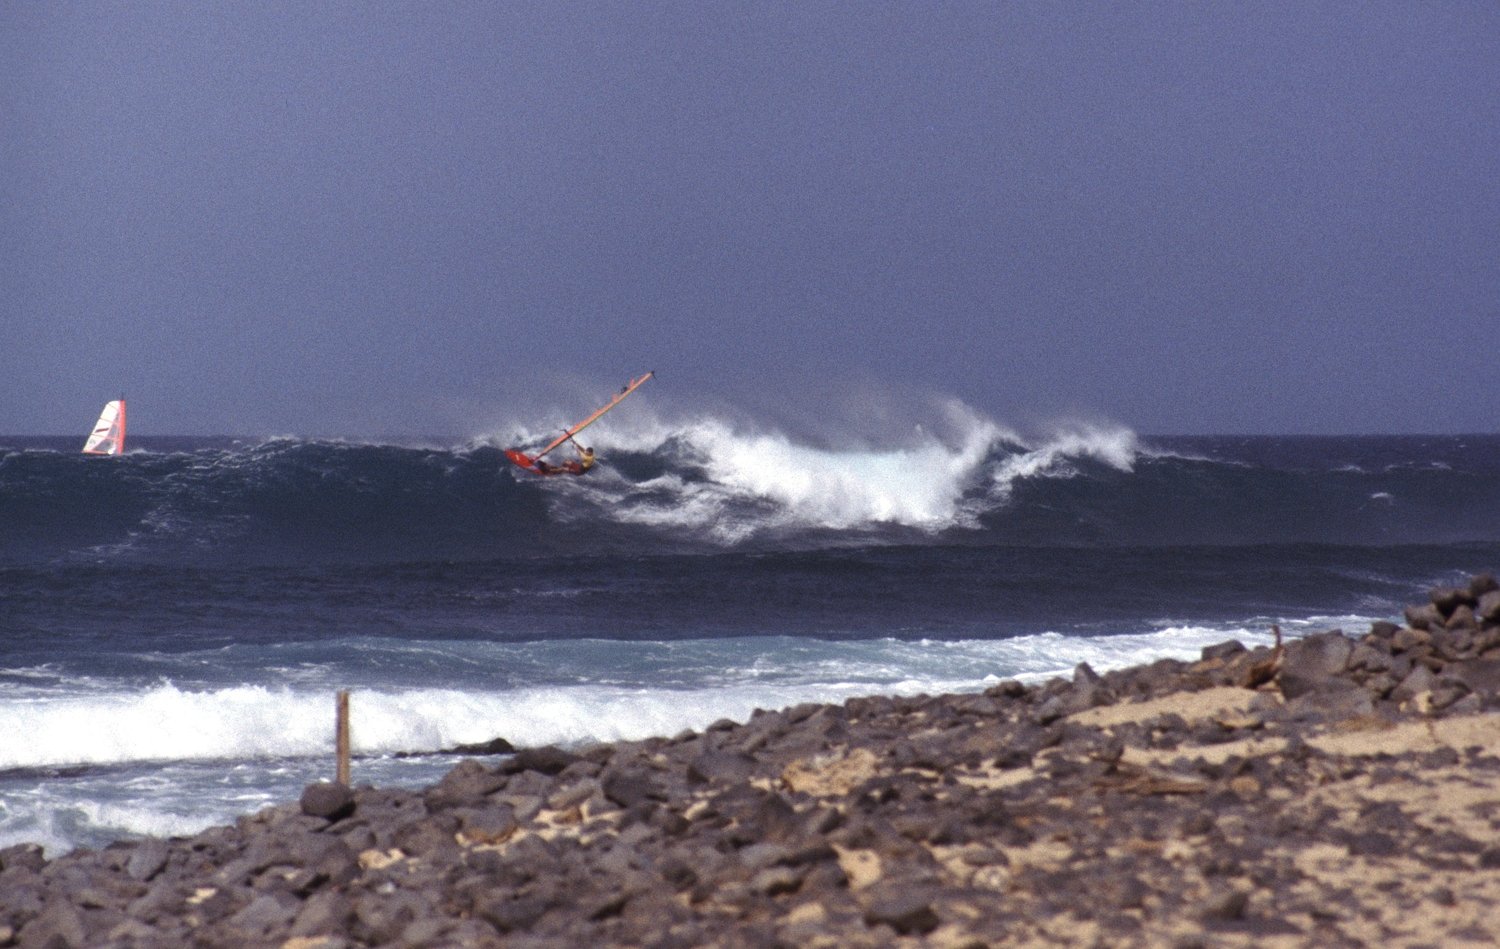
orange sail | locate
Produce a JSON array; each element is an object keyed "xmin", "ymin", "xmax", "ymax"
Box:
[
  {"xmin": 534, "ymin": 371, "xmax": 654, "ymax": 460},
  {"xmin": 82, "ymin": 399, "xmax": 126, "ymax": 455}
]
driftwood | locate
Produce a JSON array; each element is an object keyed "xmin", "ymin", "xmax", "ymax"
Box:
[{"xmin": 1243, "ymin": 622, "xmax": 1285, "ymax": 689}]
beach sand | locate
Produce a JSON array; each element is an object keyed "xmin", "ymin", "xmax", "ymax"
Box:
[{"xmin": 3, "ymin": 575, "xmax": 1500, "ymax": 947}]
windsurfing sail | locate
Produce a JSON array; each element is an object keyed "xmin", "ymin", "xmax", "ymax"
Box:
[
  {"xmin": 82, "ymin": 399, "xmax": 126, "ymax": 455},
  {"xmin": 506, "ymin": 371, "xmax": 653, "ymax": 475},
  {"xmin": 533, "ymin": 370, "xmax": 653, "ymax": 460}
]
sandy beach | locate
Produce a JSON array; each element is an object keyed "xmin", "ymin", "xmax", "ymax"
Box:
[{"xmin": 4, "ymin": 575, "xmax": 1500, "ymax": 947}]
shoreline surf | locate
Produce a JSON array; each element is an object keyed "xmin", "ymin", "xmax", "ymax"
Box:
[{"xmin": 2, "ymin": 577, "xmax": 1498, "ymax": 945}]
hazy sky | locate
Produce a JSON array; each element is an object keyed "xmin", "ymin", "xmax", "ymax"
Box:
[{"xmin": 4, "ymin": 2, "xmax": 1497, "ymax": 436}]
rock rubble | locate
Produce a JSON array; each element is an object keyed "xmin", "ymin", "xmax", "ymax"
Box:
[{"xmin": 4, "ymin": 574, "xmax": 1500, "ymax": 947}]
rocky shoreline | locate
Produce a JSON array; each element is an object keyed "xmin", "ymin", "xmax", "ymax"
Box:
[{"xmin": 5, "ymin": 576, "xmax": 1500, "ymax": 947}]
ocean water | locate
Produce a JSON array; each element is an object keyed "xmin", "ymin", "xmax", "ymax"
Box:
[{"xmin": 3, "ymin": 412, "xmax": 1499, "ymax": 855}]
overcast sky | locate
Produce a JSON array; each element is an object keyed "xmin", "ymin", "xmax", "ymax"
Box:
[{"xmin": 4, "ymin": 2, "xmax": 1497, "ymax": 437}]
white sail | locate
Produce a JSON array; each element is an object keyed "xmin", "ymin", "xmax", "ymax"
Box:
[{"xmin": 82, "ymin": 400, "xmax": 126, "ymax": 455}]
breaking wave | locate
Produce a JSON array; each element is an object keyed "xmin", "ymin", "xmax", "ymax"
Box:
[{"xmin": 2, "ymin": 411, "xmax": 1499, "ymax": 564}]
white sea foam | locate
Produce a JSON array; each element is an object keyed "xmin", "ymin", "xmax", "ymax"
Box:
[
  {"xmin": 615, "ymin": 412, "xmax": 1148, "ymax": 539},
  {"xmin": 0, "ymin": 622, "xmax": 1304, "ymax": 770},
  {"xmin": 988, "ymin": 422, "xmax": 1139, "ymax": 500},
  {"xmin": 71, "ymin": 799, "xmax": 227, "ymax": 842},
  {"xmin": 0, "ymin": 684, "xmax": 333, "ymax": 769},
  {"xmin": 484, "ymin": 394, "xmax": 1164, "ymax": 542},
  {"xmin": 583, "ymin": 402, "xmax": 1009, "ymax": 537},
  {"xmin": 0, "ymin": 620, "xmax": 1346, "ymax": 856},
  {"xmin": 670, "ymin": 424, "xmax": 993, "ymax": 534},
  {"xmin": 0, "ymin": 807, "xmax": 78, "ymax": 858}
]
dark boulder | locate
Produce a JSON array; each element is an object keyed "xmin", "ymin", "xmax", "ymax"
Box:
[
  {"xmin": 1471, "ymin": 573, "xmax": 1500, "ymax": 598},
  {"xmin": 862, "ymin": 883, "xmax": 941, "ymax": 935},
  {"xmin": 299, "ymin": 782, "xmax": 355, "ymax": 821},
  {"xmin": 1432, "ymin": 587, "xmax": 1477, "ymax": 619},
  {"xmin": 1202, "ymin": 640, "xmax": 1248, "ymax": 662},
  {"xmin": 448, "ymin": 737, "xmax": 516, "ymax": 755},
  {"xmin": 1347, "ymin": 642, "xmax": 1393, "ymax": 674},
  {"xmin": 225, "ymin": 893, "xmax": 298, "ymax": 941},
  {"xmin": 1405, "ymin": 603, "xmax": 1443, "ymax": 631},
  {"xmin": 1391, "ymin": 665, "xmax": 1439, "ymax": 706},
  {"xmin": 426, "ymin": 759, "xmax": 506, "ymax": 809},
  {"xmin": 602, "ymin": 769, "xmax": 668, "ymax": 809},
  {"xmin": 0, "ymin": 843, "xmax": 45, "ymax": 874},
  {"xmin": 1478, "ymin": 590, "xmax": 1500, "ymax": 624},
  {"xmin": 1430, "ymin": 679, "xmax": 1474, "ymax": 713},
  {"xmin": 1200, "ymin": 888, "xmax": 1250, "ymax": 922},
  {"xmin": 687, "ymin": 750, "xmax": 758, "ymax": 786},
  {"xmin": 504, "ymin": 745, "xmax": 580, "ymax": 776},
  {"xmin": 16, "ymin": 902, "xmax": 89, "ymax": 949},
  {"xmin": 1391, "ymin": 627, "xmax": 1432, "ymax": 654},
  {"xmin": 1446, "ymin": 604, "xmax": 1478, "ymax": 632},
  {"xmin": 393, "ymin": 816, "xmax": 461, "ymax": 861},
  {"xmin": 1367, "ymin": 620, "xmax": 1401, "ymax": 640},
  {"xmin": 1277, "ymin": 632, "xmax": 1353, "ymax": 700},
  {"xmin": 1445, "ymin": 658, "xmax": 1500, "ymax": 701}
]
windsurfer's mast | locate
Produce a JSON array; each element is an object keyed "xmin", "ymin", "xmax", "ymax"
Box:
[{"xmin": 535, "ymin": 371, "xmax": 654, "ymax": 460}]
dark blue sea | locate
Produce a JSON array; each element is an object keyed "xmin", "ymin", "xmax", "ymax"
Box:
[{"xmin": 3, "ymin": 420, "xmax": 1499, "ymax": 854}]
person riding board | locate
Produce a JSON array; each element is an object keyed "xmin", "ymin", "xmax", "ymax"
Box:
[
  {"xmin": 534, "ymin": 442, "xmax": 595, "ymax": 476},
  {"xmin": 505, "ymin": 371, "xmax": 651, "ymax": 476}
]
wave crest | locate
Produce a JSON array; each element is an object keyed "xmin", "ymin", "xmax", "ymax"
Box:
[
  {"xmin": 989, "ymin": 423, "xmax": 1140, "ymax": 500},
  {"xmin": 600, "ymin": 402, "xmax": 1008, "ymax": 538},
  {"xmin": 4, "ymin": 423, "xmax": 1500, "ymax": 562}
]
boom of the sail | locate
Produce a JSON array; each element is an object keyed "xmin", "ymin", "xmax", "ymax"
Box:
[
  {"xmin": 82, "ymin": 399, "xmax": 126, "ymax": 455},
  {"xmin": 535, "ymin": 371, "xmax": 653, "ymax": 460}
]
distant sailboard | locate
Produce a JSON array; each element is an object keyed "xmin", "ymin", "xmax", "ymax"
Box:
[
  {"xmin": 82, "ymin": 399, "xmax": 126, "ymax": 455},
  {"xmin": 506, "ymin": 371, "xmax": 653, "ymax": 476}
]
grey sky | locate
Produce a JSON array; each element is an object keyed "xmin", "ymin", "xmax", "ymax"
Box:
[{"xmin": 4, "ymin": 2, "xmax": 1497, "ymax": 436}]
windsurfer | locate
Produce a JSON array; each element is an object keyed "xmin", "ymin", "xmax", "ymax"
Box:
[
  {"xmin": 505, "ymin": 371, "xmax": 651, "ymax": 477},
  {"xmin": 536, "ymin": 445, "xmax": 595, "ymax": 476}
]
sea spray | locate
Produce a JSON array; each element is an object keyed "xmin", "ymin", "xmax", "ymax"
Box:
[{"xmin": 988, "ymin": 422, "xmax": 1140, "ymax": 500}]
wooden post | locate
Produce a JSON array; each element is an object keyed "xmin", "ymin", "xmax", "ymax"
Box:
[{"xmin": 335, "ymin": 690, "xmax": 351, "ymax": 785}]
